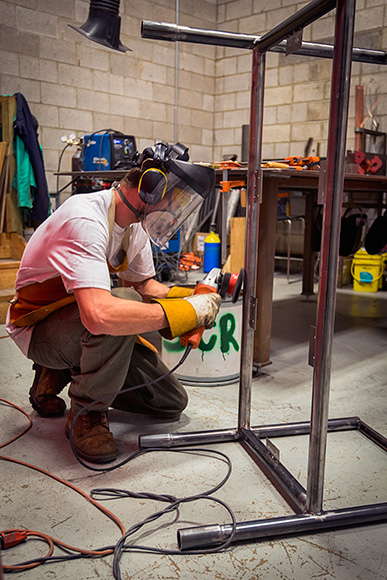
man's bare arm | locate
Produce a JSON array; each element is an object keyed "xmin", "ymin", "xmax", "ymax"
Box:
[
  {"xmin": 119, "ymin": 277, "xmax": 170, "ymax": 302},
  {"xmin": 73, "ymin": 287, "xmax": 168, "ymax": 336}
]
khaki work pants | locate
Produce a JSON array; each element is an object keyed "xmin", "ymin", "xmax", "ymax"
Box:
[{"xmin": 27, "ymin": 287, "xmax": 188, "ymax": 418}]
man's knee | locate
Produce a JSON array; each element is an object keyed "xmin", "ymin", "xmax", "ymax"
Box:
[
  {"xmin": 145, "ymin": 379, "xmax": 188, "ymax": 419},
  {"xmin": 172, "ymin": 381, "xmax": 188, "ymax": 413}
]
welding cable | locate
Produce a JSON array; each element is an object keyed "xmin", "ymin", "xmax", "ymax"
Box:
[
  {"xmin": 91, "ymin": 447, "xmax": 236, "ymax": 580},
  {"xmin": 67, "ymin": 344, "xmax": 193, "ymax": 472},
  {"xmin": 153, "ymin": 247, "xmax": 188, "ymax": 285},
  {"xmin": 0, "ymin": 400, "xmax": 126, "ymax": 572},
  {"xmin": 56, "ymin": 142, "xmax": 71, "ymax": 196},
  {"xmin": 55, "ymin": 176, "xmax": 78, "ymax": 195},
  {"xmin": 111, "ymin": 493, "xmax": 236, "ymax": 580},
  {"xmin": 91, "ymin": 447, "xmax": 232, "ymax": 502},
  {"xmin": 0, "ymin": 399, "xmax": 32, "ymax": 448}
]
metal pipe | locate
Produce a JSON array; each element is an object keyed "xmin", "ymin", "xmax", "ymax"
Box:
[
  {"xmin": 252, "ymin": 417, "xmax": 359, "ymax": 438},
  {"xmin": 210, "ymin": 188, "xmax": 221, "ymax": 231},
  {"xmin": 240, "ymin": 428, "xmax": 307, "ymax": 512},
  {"xmin": 173, "ymin": 0, "xmax": 179, "ymax": 142},
  {"xmin": 141, "ymin": 21, "xmax": 387, "ymax": 65},
  {"xmin": 139, "ymin": 428, "xmax": 239, "ymax": 449},
  {"xmin": 238, "ymin": 50, "xmax": 265, "ymax": 430},
  {"xmin": 254, "ymin": 0, "xmax": 335, "ymax": 53},
  {"xmin": 138, "ymin": 417, "xmax": 360, "ymax": 449},
  {"xmin": 221, "ymin": 166, "xmax": 228, "ymax": 266},
  {"xmin": 306, "ymin": 0, "xmax": 356, "ymax": 515},
  {"xmin": 358, "ymin": 419, "xmax": 387, "ymax": 452},
  {"xmin": 178, "ymin": 503, "xmax": 387, "ymax": 550}
]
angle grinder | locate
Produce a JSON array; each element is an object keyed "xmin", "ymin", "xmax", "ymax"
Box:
[{"xmin": 180, "ymin": 267, "xmax": 245, "ymax": 349}]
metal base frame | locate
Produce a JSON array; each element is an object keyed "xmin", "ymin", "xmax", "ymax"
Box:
[
  {"xmin": 140, "ymin": 0, "xmax": 387, "ymax": 550},
  {"xmin": 140, "ymin": 417, "xmax": 387, "ymax": 548}
]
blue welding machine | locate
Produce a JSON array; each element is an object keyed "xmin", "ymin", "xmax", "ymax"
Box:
[{"xmin": 83, "ymin": 132, "xmax": 137, "ymax": 171}]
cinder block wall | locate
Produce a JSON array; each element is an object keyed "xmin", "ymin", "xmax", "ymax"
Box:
[
  {"xmin": 1, "ymin": 0, "xmax": 387, "ymax": 198},
  {"xmin": 214, "ymin": 0, "xmax": 387, "ymax": 162},
  {"xmin": 0, "ymin": 0, "xmax": 217, "ymax": 196}
]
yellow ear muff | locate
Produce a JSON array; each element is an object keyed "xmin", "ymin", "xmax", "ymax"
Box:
[{"xmin": 138, "ymin": 168, "xmax": 167, "ymax": 205}]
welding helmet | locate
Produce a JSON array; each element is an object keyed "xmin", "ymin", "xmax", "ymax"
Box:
[{"xmin": 136, "ymin": 141, "xmax": 215, "ymax": 248}]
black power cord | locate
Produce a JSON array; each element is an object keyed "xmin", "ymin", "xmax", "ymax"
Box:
[
  {"xmin": 110, "ymin": 482, "xmax": 237, "ymax": 580},
  {"xmin": 90, "ymin": 447, "xmax": 236, "ymax": 580}
]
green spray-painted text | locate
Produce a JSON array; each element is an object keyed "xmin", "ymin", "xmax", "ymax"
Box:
[{"xmin": 163, "ymin": 313, "xmax": 239, "ymax": 354}]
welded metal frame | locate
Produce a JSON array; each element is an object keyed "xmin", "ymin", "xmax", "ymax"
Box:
[{"xmin": 140, "ymin": 0, "xmax": 387, "ymax": 549}]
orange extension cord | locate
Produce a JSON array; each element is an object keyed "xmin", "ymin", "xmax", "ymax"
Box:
[{"xmin": 0, "ymin": 398, "xmax": 126, "ymax": 572}]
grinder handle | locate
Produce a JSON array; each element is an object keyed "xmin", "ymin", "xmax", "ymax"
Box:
[{"xmin": 180, "ymin": 284, "xmax": 218, "ymax": 349}]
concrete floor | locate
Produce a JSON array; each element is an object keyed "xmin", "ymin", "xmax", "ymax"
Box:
[{"xmin": 1, "ymin": 272, "xmax": 387, "ymax": 579}]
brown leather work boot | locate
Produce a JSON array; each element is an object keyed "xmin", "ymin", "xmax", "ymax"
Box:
[
  {"xmin": 65, "ymin": 408, "xmax": 118, "ymax": 464},
  {"xmin": 29, "ymin": 364, "xmax": 71, "ymax": 417}
]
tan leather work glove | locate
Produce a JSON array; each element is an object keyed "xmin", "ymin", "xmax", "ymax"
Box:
[
  {"xmin": 185, "ymin": 293, "xmax": 221, "ymax": 329},
  {"xmin": 152, "ymin": 293, "xmax": 221, "ymax": 340},
  {"xmin": 166, "ymin": 286, "xmax": 194, "ymax": 298}
]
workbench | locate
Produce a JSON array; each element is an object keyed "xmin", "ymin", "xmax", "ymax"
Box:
[{"xmin": 245, "ymin": 167, "xmax": 387, "ymax": 368}]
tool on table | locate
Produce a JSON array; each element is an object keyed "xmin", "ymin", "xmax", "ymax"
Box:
[
  {"xmin": 285, "ymin": 155, "xmax": 321, "ymax": 169},
  {"xmin": 180, "ymin": 267, "xmax": 244, "ymax": 349},
  {"xmin": 263, "ymin": 156, "xmax": 322, "ymax": 170},
  {"xmin": 263, "ymin": 161, "xmax": 302, "ymax": 169}
]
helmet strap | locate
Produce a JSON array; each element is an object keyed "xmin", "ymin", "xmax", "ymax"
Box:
[{"xmin": 113, "ymin": 182, "xmax": 143, "ymax": 221}]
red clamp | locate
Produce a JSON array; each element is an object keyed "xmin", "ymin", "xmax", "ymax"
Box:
[{"xmin": 354, "ymin": 151, "xmax": 383, "ymax": 174}]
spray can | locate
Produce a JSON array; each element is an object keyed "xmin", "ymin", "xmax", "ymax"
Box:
[{"xmin": 203, "ymin": 232, "xmax": 221, "ymax": 273}]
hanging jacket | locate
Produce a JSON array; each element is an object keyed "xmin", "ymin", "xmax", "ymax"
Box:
[
  {"xmin": 13, "ymin": 92, "xmax": 50, "ymax": 224},
  {"xmin": 12, "ymin": 131, "xmax": 37, "ymax": 225}
]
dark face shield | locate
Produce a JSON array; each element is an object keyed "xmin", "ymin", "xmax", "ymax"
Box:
[{"xmin": 139, "ymin": 159, "xmax": 215, "ymax": 248}]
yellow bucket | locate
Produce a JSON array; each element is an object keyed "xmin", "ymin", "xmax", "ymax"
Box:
[{"xmin": 351, "ymin": 248, "xmax": 383, "ymax": 293}]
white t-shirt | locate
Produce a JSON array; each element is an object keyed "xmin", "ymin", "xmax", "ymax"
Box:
[{"xmin": 6, "ymin": 187, "xmax": 155, "ymax": 355}]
